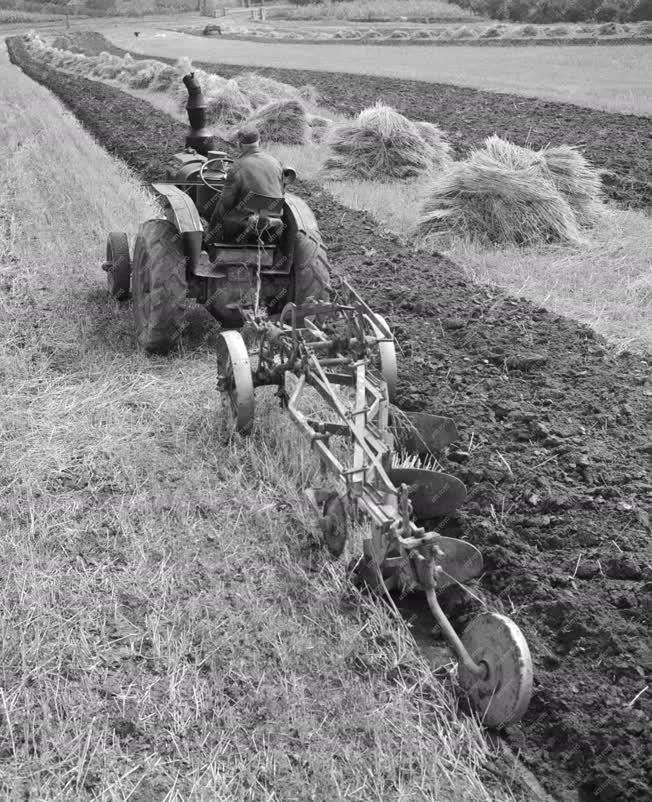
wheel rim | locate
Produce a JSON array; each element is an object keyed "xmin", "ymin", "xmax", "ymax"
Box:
[
  {"xmin": 217, "ymin": 331, "xmax": 255, "ymax": 434},
  {"xmin": 458, "ymin": 612, "xmax": 533, "ymax": 728},
  {"xmin": 106, "ymin": 239, "xmax": 117, "ymax": 296},
  {"xmin": 106, "ymin": 233, "xmax": 131, "ymax": 301}
]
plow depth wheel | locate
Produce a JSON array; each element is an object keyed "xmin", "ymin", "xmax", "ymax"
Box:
[
  {"xmin": 132, "ymin": 219, "xmax": 187, "ymax": 355},
  {"xmin": 458, "ymin": 612, "xmax": 533, "ymax": 728},
  {"xmin": 105, "ymin": 232, "xmax": 131, "ymax": 301},
  {"xmin": 364, "ymin": 314, "xmax": 398, "ymax": 402},
  {"xmin": 217, "ymin": 330, "xmax": 255, "ymax": 434}
]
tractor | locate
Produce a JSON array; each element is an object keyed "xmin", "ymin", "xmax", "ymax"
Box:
[{"xmin": 102, "ymin": 72, "xmax": 330, "ymax": 353}]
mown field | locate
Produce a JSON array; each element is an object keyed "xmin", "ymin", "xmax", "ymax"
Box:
[
  {"xmin": 0, "ymin": 43, "xmax": 521, "ymax": 802},
  {"xmin": 5, "ymin": 29, "xmax": 652, "ymax": 802}
]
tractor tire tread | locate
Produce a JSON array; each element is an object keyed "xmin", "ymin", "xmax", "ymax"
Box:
[
  {"xmin": 132, "ymin": 219, "xmax": 187, "ymax": 354},
  {"xmin": 292, "ymin": 230, "xmax": 331, "ymax": 305}
]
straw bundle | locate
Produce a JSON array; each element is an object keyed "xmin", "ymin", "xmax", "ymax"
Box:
[
  {"xmin": 308, "ymin": 115, "xmax": 333, "ymax": 144},
  {"xmin": 484, "ymin": 136, "xmax": 602, "ymax": 225},
  {"xmin": 414, "ymin": 122, "xmax": 453, "ymax": 168},
  {"xmin": 416, "ymin": 147, "xmax": 582, "ymax": 246},
  {"xmin": 242, "ymin": 98, "xmax": 310, "ymax": 145},
  {"xmin": 298, "ymin": 84, "xmax": 319, "ymax": 104},
  {"xmin": 540, "ymin": 145, "xmax": 603, "ymax": 225},
  {"xmin": 126, "ymin": 60, "xmax": 169, "ymax": 89},
  {"xmin": 88, "ymin": 51, "xmax": 125, "ymax": 80},
  {"xmin": 236, "ymin": 72, "xmax": 299, "ymax": 108},
  {"xmin": 149, "ymin": 64, "xmax": 180, "ymax": 92},
  {"xmin": 324, "ymin": 104, "xmax": 450, "ymax": 181},
  {"xmin": 205, "ymin": 79, "xmax": 253, "ymax": 127}
]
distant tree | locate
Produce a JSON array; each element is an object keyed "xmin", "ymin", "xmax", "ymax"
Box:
[
  {"xmin": 629, "ymin": 0, "xmax": 652, "ymax": 19},
  {"xmin": 504, "ymin": 0, "xmax": 531, "ymax": 21},
  {"xmin": 595, "ymin": 1, "xmax": 623, "ymax": 20},
  {"xmin": 86, "ymin": 0, "xmax": 115, "ymax": 9}
]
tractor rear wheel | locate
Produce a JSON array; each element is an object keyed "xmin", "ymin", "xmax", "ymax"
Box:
[
  {"xmin": 132, "ymin": 219, "xmax": 187, "ymax": 354},
  {"xmin": 105, "ymin": 232, "xmax": 131, "ymax": 301},
  {"xmin": 292, "ymin": 230, "xmax": 331, "ymax": 305}
]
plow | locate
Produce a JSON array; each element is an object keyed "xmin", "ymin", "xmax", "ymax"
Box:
[
  {"xmin": 102, "ymin": 72, "xmax": 533, "ymax": 729},
  {"xmin": 217, "ymin": 282, "xmax": 533, "ymax": 729}
]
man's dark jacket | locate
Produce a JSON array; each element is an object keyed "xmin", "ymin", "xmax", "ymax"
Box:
[{"xmin": 212, "ymin": 143, "xmax": 285, "ymax": 235}]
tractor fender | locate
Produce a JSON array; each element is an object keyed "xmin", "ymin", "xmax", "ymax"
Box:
[
  {"xmin": 152, "ymin": 183, "xmax": 203, "ymax": 275},
  {"xmin": 284, "ymin": 192, "xmax": 320, "ymax": 238}
]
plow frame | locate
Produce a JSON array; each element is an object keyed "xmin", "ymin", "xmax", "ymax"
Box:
[{"xmin": 215, "ymin": 280, "xmax": 534, "ymax": 728}]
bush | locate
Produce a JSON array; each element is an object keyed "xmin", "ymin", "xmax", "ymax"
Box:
[
  {"xmin": 630, "ymin": 0, "xmax": 652, "ymax": 20},
  {"xmin": 596, "ymin": 1, "xmax": 623, "ymax": 20},
  {"xmin": 518, "ymin": 23, "xmax": 539, "ymax": 34},
  {"xmin": 504, "ymin": 0, "xmax": 531, "ymax": 20},
  {"xmin": 466, "ymin": 0, "xmax": 652, "ymax": 23}
]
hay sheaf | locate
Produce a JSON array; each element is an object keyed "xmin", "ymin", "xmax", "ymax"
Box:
[
  {"xmin": 236, "ymin": 72, "xmax": 299, "ymax": 108},
  {"xmin": 484, "ymin": 136, "xmax": 602, "ymax": 225},
  {"xmin": 324, "ymin": 104, "xmax": 451, "ymax": 181},
  {"xmin": 416, "ymin": 146, "xmax": 583, "ymax": 247},
  {"xmin": 205, "ymin": 79, "xmax": 253, "ymax": 127},
  {"xmin": 414, "ymin": 122, "xmax": 453, "ymax": 167},
  {"xmin": 240, "ymin": 98, "xmax": 310, "ymax": 145},
  {"xmin": 308, "ymin": 114, "xmax": 333, "ymax": 144},
  {"xmin": 541, "ymin": 145, "xmax": 603, "ymax": 225}
]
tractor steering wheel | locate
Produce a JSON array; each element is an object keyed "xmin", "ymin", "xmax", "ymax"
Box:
[{"xmin": 199, "ymin": 156, "xmax": 233, "ymax": 192}]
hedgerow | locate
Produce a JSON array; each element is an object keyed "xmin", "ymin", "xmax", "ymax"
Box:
[{"xmin": 454, "ymin": 0, "xmax": 651, "ymax": 23}]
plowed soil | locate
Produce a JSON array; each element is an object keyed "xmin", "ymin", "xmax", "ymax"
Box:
[
  {"xmin": 8, "ymin": 36, "xmax": 652, "ymax": 802},
  {"xmin": 53, "ymin": 30, "xmax": 652, "ymax": 210}
]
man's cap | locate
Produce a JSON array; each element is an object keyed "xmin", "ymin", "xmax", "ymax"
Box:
[{"xmin": 237, "ymin": 125, "xmax": 260, "ymax": 145}]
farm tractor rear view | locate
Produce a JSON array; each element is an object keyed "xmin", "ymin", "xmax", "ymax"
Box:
[{"xmin": 101, "ymin": 72, "xmax": 533, "ymax": 728}]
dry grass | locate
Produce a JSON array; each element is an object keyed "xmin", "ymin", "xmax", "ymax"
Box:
[
  {"xmin": 448, "ymin": 207, "xmax": 652, "ymax": 353},
  {"xmin": 0, "ymin": 48, "xmax": 515, "ymax": 800}
]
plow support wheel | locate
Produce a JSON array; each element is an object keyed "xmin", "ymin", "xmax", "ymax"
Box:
[{"xmin": 217, "ymin": 330, "xmax": 255, "ymax": 434}]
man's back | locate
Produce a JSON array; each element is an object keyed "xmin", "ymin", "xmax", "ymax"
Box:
[{"xmin": 230, "ymin": 148, "xmax": 284, "ymax": 205}]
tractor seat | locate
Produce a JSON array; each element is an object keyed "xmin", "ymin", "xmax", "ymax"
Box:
[
  {"xmin": 226, "ymin": 194, "xmax": 284, "ymax": 245},
  {"xmin": 243, "ymin": 213, "xmax": 284, "ymax": 244}
]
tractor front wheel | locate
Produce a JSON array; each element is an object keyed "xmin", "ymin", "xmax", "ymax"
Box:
[{"xmin": 132, "ymin": 219, "xmax": 187, "ymax": 354}]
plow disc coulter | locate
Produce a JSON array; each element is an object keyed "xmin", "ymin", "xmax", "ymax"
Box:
[{"xmin": 218, "ymin": 280, "xmax": 533, "ymax": 728}]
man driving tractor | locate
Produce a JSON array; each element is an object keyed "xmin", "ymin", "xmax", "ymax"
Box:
[{"xmin": 209, "ymin": 125, "xmax": 286, "ymax": 244}]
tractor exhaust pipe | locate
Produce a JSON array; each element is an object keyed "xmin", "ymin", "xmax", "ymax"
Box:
[{"xmin": 183, "ymin": 72, "xmax": 214, "ymax": 156}]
